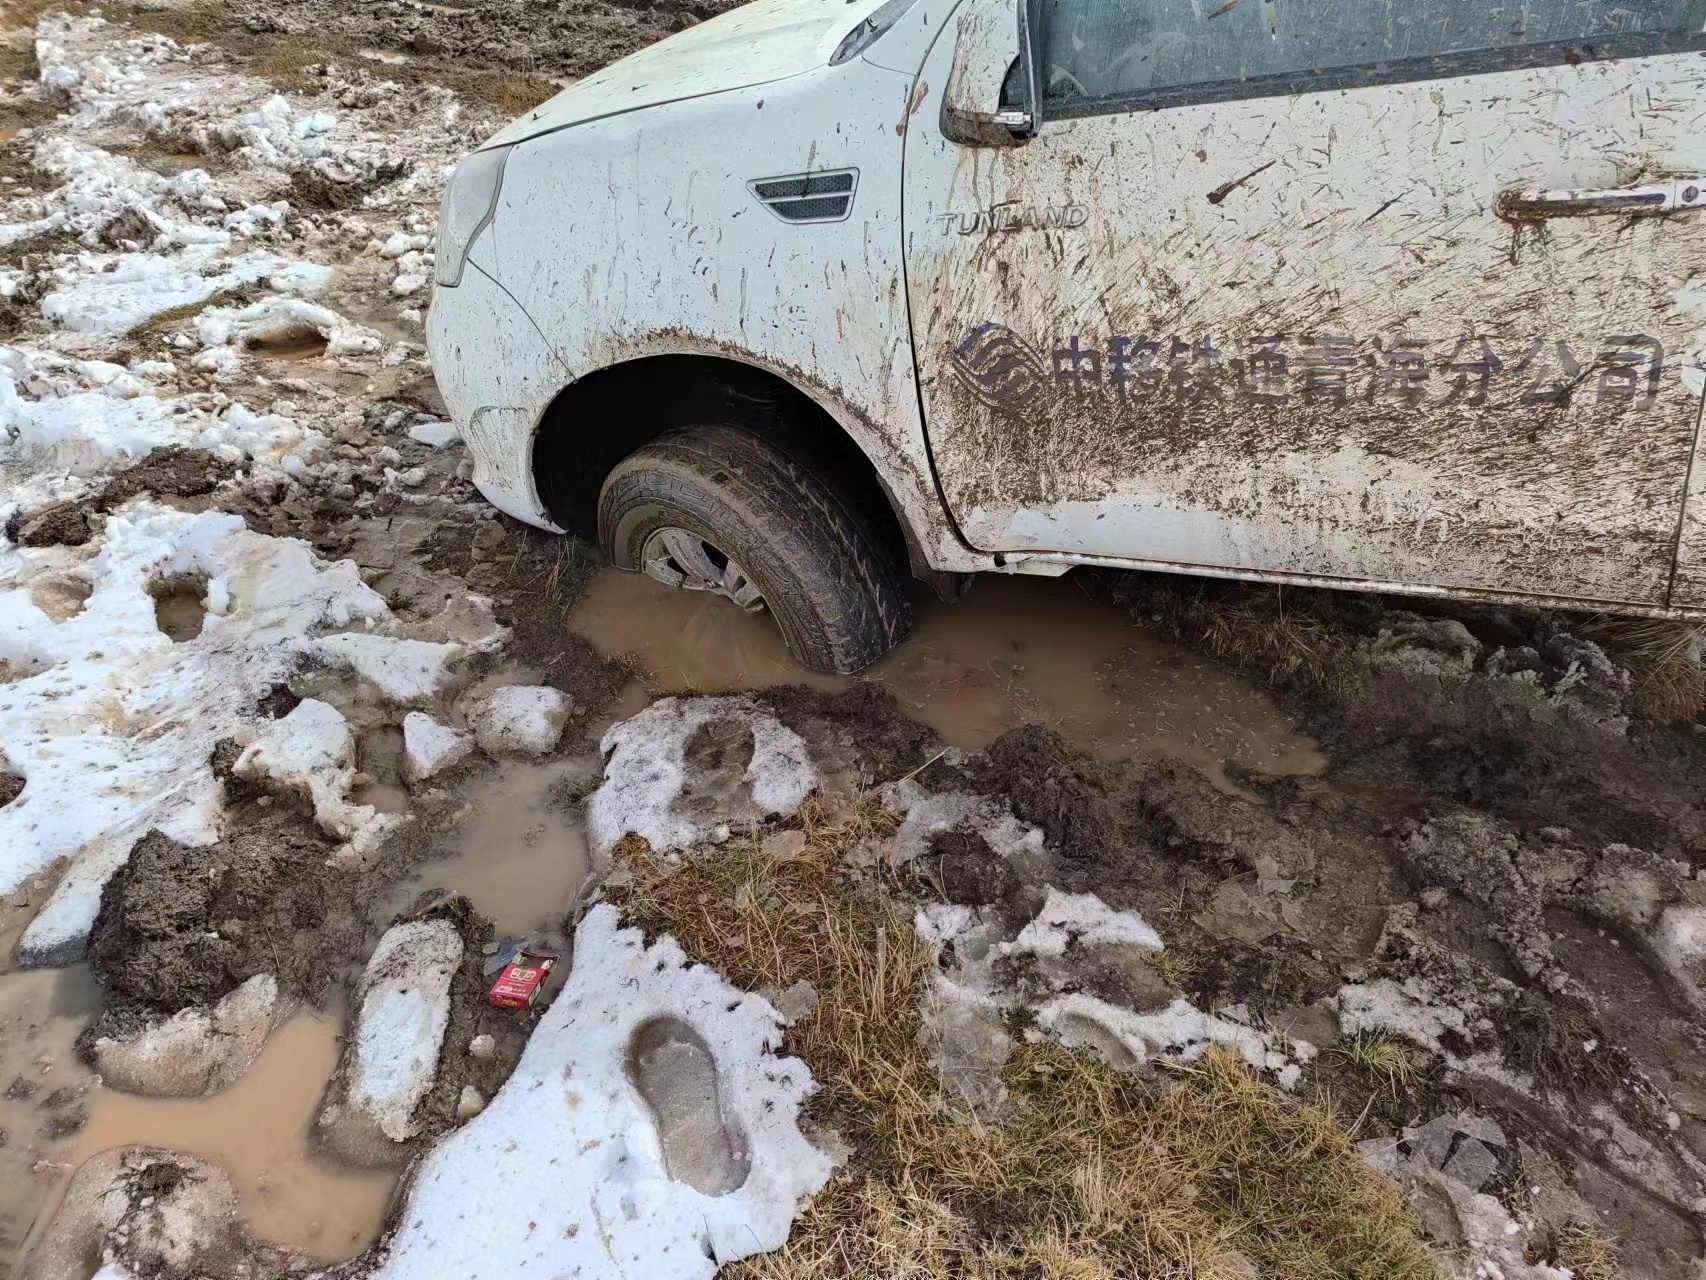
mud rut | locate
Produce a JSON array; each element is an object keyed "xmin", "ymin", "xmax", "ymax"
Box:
[{"xmin": 3, "ymin": 2, "xmax": 1706, "ymax": 1278}]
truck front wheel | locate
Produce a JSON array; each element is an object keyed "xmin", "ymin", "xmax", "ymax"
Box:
[{"xmin": 596, "ymin": 424, "xmax": 913, "ymax": 675}]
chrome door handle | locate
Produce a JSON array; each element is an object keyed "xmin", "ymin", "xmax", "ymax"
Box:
[{"xmin": 1497, "ymin": 178, "xmax": 1706, "ymax": 220}]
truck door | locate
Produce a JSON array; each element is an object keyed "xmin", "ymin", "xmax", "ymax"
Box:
[{"xmin": 903, "ymin": 0, "xmax": 1706, "ymax": 607}]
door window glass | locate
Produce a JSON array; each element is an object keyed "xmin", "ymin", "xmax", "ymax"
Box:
[{"xmin": 1035, "ymin": 0, "xmax": 1694, "ymax": 107}]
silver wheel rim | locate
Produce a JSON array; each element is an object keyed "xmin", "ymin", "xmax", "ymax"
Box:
[{"xmin": 640, "ymin": 527, "xmax": 766, "ymax": 613}]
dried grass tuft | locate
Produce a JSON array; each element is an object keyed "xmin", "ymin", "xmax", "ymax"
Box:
[
  {"xmin": 1582, "ymin": 618, "xmax": 1706, "ymax": 724},
  {"xmin": 1138, "ymin": 584, "xmax": 1342, "ymax": 691},
  {"xmin": 608, "ymin": 797, "xmax": 1440, "ymax": 1279},
  {"xmin": 1528, "ymin": 1222, "xmax": 1623, "ymax": 1280},
  {"xmin": 1337, "ymin": 1032, "xmax": 1428, "ymax": 1096}
]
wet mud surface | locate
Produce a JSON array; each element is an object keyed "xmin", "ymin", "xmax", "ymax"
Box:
[{"xmin": 3, "ymin": 2, "xmax": 1706, "ymax": 1276}]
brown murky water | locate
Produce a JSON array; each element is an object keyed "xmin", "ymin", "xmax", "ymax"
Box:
[
  {"xmin": 71, "ymin": 1012, "xmax": 395, "ymax": 1263},
  {"xmin": 570, "ymin": 568, "xmax": 1324, "ymax": 782},
  {"xmin": 381, "ymin": 757, "xmax": 593, "ymax": 936},
  {"xmin": 0, "ymin": 963, "xmax": 393, "ymax": 1271},
  {"xmin": 0, "ymin": 965, "xmax": 98, "ymax": 1275}
]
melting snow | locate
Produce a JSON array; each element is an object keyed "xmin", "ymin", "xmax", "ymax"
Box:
[
  {"xmin": 0, "ymin": 504, "xmax": 450, "ymax": 962},
  {"xmin": 370, "ymin": 903, "xmax": 835, "ymax": 1280},
  {"xmin": 587, "ymin": 695, "xmax": 819, "ymax": 856},
  {"xmin": 1002, "ymin": 887, "xmax": 1164, "ymax": 958}
]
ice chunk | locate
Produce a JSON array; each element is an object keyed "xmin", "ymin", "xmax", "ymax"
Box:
[
  {"xmin": 314, "ymin": 632, "xmax": 463, "ymax": 704},
  {"xmin": 402, "ymin": 711, "xmax": 472, "ymax": 782},
  {"xmin": 1003, "ymin": 887, "xmax": 1164, "ymax": 958},
  {"xmin": 233, "ymin": 697, "xmax": 399, "ymax": 852},
  {"xmin": 93, "ymin": 973, "xmax": 283, "ymax": 1097},
  {"xmin": 466, "ymin": 684, "xmax": 573, "ymax": 757},
  {"xmin": 406, "ymin": 420, "xmax": 460, "ymax": 449},
  {"xmin": 321, "ymin": 917, "xmax": 463, "ymax": 1153}
]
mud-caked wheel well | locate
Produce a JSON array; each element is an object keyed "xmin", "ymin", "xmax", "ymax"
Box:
[{"xmin": 532, "ymin": 355, "xmax": 910, "ymax": 576}]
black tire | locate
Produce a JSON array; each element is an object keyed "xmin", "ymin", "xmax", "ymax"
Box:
[{"xmin": 597, "ymin": 424, "xmax": 913, "ymax": 675}]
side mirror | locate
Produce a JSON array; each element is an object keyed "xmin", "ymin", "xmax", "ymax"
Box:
[{"xmin": 941, "ymin": 0, "xmax": 1039, "ymax": 147}]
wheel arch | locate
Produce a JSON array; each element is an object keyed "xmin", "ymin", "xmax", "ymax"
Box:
[{"xmin": 530, "ymin": 346, "xmax": 960, "ymax": 595}]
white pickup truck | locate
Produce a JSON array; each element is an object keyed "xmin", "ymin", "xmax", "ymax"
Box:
[{"xmin": 428, "ymin": 0, "xmax": 1706, "ymax": 673}]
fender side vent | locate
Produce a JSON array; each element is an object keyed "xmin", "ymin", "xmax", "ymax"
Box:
[{"xmin": 749, "ymin": 169, "xmax": 858, "ymax": 223}]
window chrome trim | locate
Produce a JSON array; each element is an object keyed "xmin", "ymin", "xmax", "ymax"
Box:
[{"xmin": 1032, "ymin": 20, "xmax": 1706, "ymax": 123}]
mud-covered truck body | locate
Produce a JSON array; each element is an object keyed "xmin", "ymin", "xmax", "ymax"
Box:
[{"xmin": 429, "ymin": 0, "xmax": 1706, "ymax": 673}]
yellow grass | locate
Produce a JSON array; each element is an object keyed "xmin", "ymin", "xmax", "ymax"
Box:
[{"xmin": 608, "ymin": 797, "xmax": 1440, "ymax": 1279}]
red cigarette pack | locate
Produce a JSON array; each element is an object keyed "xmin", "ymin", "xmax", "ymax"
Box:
[{"xmin": 487, "ymin": 949, "xmax": 559, "ymax": 1010}]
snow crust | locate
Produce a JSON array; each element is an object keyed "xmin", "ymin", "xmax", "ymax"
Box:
[
  {"xmin": 372, "ymin": 903, "xmax": 835, "ymax": 1280},
  {"xmin": 1003, "ymin": 887, "xmax": 1164, "ymax": 958},
  {"xmin": 315, "ymin": 633, "xmax": 464, "ymax": 705},
  {"xmin": 1337, "ymin": 977, "xmax": 1473, "ymax": 1054},
  {"xmin": 466, "ymin": 684, "xmax": 573, "ymax": 757},
  {"xmin": 1033, "ymin": 993, "xmax": 1312, "ymax": 1087},
  {"xmin": 587, "ymin": 696, "xmax": 819, "ymax": 856},
  {"xmin": 402, "ymin": 711, "xmax": 472, "ymax": 782},
  {"xmin": 234, "ymin": 697, "xmax": 401, "ymax": 853},
  {"xmin": 881, "ymin": 776, "xmax": 1047, "ymax": 867},
  {"xmin": 346, "ymin": 918, "xmax": 464, "ymax": 1143},
  {"xmin": 93, "ymin": 973, "xmax": 282, "ymax": 1097}
]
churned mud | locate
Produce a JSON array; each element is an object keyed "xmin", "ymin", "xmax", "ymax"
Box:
[{"xmin": 5, "ymin": 0, "xmax": 1706, "ymax": 1275}]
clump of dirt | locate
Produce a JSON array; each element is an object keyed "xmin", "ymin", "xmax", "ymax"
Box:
[
  {"xmin": 95, "ymin": 446, "xmax": 237, "ymax": 509},
  {"xmin": 430, "ymin": 515, "xmax": 632, "ymax": 729},
  {"xmin": 756, "ymin": 682, "xmax": 944, "ymax": 785},
  {"xmin": 916, "ymin": 827, "xmax": 1016, "ymax": 906},
  {"xmin": 290, "ymin": 158, "xmax": 412, "ymax": 210},
  {"xmin": 0, "ymin": 770, "xmax": 24, "ymax": 808},
  {"xmin": 10, "ymin": 501, "xmax": 92, "ymax": 548},
  {"xmin": 6, "ymin": 448, "xmax": 239, "ymax": 547},
  {"xmin": 82, "ymin": 813, "xmax": 361, "ymax": 1044}
]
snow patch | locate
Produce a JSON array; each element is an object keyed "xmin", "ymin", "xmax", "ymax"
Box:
[
  {"xmin": 880, "ymin": 776, "xmax": 1046, "ymax": 867},
  {"xmin": 587, "ymin": 695, "xmax": 818, "ymax": 856},
  {"xmin": 233, "ymin": 697, "xmax": 400, "ymax": 854},
  {"xmin": 1002, "ymin": 887, "xmax": 1164, "ymax": 958},
  {"xmin": 402, "ymin": 711, "xmax": 472, "ymax": 782},
  {"xmin": 1337, "ymin": 977, "xmax": 1473, "ymax": 1054},
  {"xmin": 371, "ymin": 903, "xmax": 834, "ymax": 1280},
  {"xmin": 0, "ymin": 506, "xmax": 417, "ymax": 962},
  {"xmin": 314, "ymin": 632, "xmax": 464, "ymax": 705},
  {"xmin": 466, "ymin": 684, "xmax": 573, "ymax": 757},
  {"xmin": 1031, "ymin": 992, "xmax": 1313, "ymax": 1088},
  {"xmin": 342, "ymin": 918, "xmax": 463, "ymax": 1145}
]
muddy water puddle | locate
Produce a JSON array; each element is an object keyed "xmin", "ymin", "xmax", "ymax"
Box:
[
  {"xmin": 0, "ymin": 966, "xmax": 98, "ymax": 1273},
  {"xmin": 71, "ymin": 1011, "xmax": 395, "ymax": 1263},
  {"xmin": 570, "ymin": 569, "xmax": 1323, "ymax": 781},
  {"xmin": 383, "ymin": 758, "xmax": 592, "ymax": 935},
  {"xmin": 0, "ymin": 963, "xmax": 392, "ymax": 1270}
]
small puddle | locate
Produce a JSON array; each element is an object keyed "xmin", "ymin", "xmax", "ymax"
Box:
[
  {"xmin": 149, "ymin": 576, "xmax": 207, "ymax": 643},
  {"xmin": 0, "ymin": 966, "xmax": 100, "ymax": 1276},
  {"xmin": 251, "ymin": 331, "xmax": 330, "ymax": 362},
  {"xmin": 72, "ymin": 1011, "xmax": 395, "ymax": 1263},
  {"xmin": 569, "ymin": 569, "xmax": 1323, "ymax": 780},
  {"xmin": 0, "ymin": 962, "xmax": 392, "ymax": 1271},
  {"xmin": 382, "ymin": 758, "xmax": 591, "ymax": 935}
]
